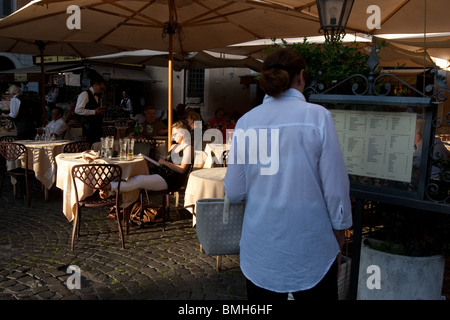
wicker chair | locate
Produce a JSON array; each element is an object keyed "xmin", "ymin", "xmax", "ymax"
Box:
[
  {"xmin": 0, "ymin": 142, "xmax": 34, "ymax": 206},
  {"xmin": 63, "ymin": 141, "xmax": 92, "ymax": 153},
  {"xmin": 71, "ymin": 164, "xmax": 124, "ymax": 250},
  {"xmin": 102, "ymin": 126, "xmax": 117, "ymax": 138},
  {"xmin": 0, "ymin": 136, "xmax": 17, "ymax": 142},
  {"xmin": 134, "ymin": 136, "xmax": 157, "ymax": 158}
]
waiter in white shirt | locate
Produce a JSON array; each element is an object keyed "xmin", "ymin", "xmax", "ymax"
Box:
[
  {"xmin": 75, "ymin": 76, "xmax": 107, "ymax": 143},
  {"xmin": 120, "ymin": 91, "xmax": 132, "ymax": 113}
]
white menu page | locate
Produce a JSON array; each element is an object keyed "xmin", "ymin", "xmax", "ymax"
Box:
[{"xmin": 330, "ymin": 110, "xmax": 417, "ymax": 183}]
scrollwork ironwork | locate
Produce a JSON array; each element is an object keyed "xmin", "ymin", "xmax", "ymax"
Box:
[{"xmin": 307, "ymin": 42, "xmax": 449, "ymax": 206}]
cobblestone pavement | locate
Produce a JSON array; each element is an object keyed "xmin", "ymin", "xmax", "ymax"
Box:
[
  {"xmin": 0, "ymin": 177, "xmax": 246, "ymax": 300},
  {"xmin": 2, "ymin": 177, "xmax": 449, "ymax": 305}
]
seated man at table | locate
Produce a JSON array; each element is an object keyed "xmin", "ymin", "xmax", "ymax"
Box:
[
  {"xmin": 139, "ymin": 106, "xmax": 168, "ymax": 137},
  {"xmin": 100, "ymin": 120, "xmax": 191, "ymax": 198},
  {"xmin": 44, "ymin": 106, "xmax": 68, "ymax": 139}
]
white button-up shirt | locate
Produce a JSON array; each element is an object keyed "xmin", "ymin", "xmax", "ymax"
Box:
[
  {"xmin": 8, "ymin": 95, "xmax": 21, "ymax": 118},
  {"xmin": 45, "ymin": 118, "xmax": 68, "ymax": 139},
  {"xmin": 224, "ymin": 88, "xmax": 352, "ymax": 292},
  {"xmin": 75, "ymin": 87, "xmax": 98, "ymax": 116}
]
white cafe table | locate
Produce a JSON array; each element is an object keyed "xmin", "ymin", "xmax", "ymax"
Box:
[
  {"xmin": 55, "ymin": 153, "xmax": 149, "ymax": 222},
  {"xmin": 8, "ymin": 140, "xmax": 71, "ymax": 197},
  {"xmin": 184, "ymin": 167, "xmax": 227, "ymax": 226}
]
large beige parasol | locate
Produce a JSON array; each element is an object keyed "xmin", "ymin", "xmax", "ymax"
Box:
[
  {"xmin": 0, "ymin": 36, "xmax": 136, "ymax": 116},
  {"xmin": 87, "ymin": 49, "xmax": 263, "ymax": 72},
  {"xmin": 0, "ymin": 0, "xmax": 323, "ymax": 141},
  {"xmin": 262, "ymin": 0, "xmax": 450, "ymax": 35}
]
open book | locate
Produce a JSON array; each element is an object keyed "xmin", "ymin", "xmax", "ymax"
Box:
[{"xmin": 139, "ymin": 153, "xmax": 159, "ymax": 166}]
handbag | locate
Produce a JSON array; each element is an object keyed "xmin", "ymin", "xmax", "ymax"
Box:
[{"xmin": 195, "ymin": 196, "xmax": 245, "ymax": 255}]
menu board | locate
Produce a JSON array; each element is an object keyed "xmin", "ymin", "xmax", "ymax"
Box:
[{"xmin": 330, "ymin": 110, "xmax": 417, "ymax": 183}]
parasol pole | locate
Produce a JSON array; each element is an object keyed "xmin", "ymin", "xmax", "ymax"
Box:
[
  {"xmin": 168, "ymin": 37, "xmax": 173, "ymax": 150},
  {"xmin": 166, "ymin": 0, "xmax": 175, "ymax": 150},
  {"xmin": 37, "ymin": 41, "xmax": 47, "ymax": 126},
  {"xmin": 422, "ymin": 0, "xmax": 427, "ymax": 95}
]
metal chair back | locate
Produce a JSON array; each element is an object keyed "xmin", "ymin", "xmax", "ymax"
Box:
[
  {"xmin": 0, "ymin": 142, "xmax": 32, "ymax": 206},
  {"xmin": 71, "ymin": 164, "xmax": 124, "ymax": 250},
  {"xmin": 0, "ymin": 135, "xmax": 17, "ymax": 142},
  {"xmin": 102, "ymin": 126, "xmax": 117, "ymax": 137},
  {"xmin": 63, "ymin": 141, "xmax": 92, "ymax": 153}
]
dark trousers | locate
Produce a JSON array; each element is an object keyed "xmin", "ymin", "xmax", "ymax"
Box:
[
  {"xmin": 17, "ymin": 129, "xmax": 36, "ymax": 140},
  {"xmin": 82, "ymin": 120, "xmax": 102, "ymax": 144},
  {"xmin": 246, "ymin": 259, "xmax": 338, "ymax": 300}
]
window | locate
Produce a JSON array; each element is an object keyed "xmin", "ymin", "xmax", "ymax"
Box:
[
  {"xmin": 1, "ymin": 0, "xmax": 15, "ymax": 18},
  {"xmin": 186, "ymin": 69, "xmax": 205, "ymax": 104}
]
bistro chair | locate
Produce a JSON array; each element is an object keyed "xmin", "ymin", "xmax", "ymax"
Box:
[
  {"xmin": 0, "ymin": 142, "xmax": 34, "ymax": 206},
  {"xmin": 134, "ymin": 136, "xmax": 157, "ymax": 159},
  {"xmin": 0, "ymin": 136, "xmax": 17, "ymax": 142},
  {"xmin": 0, "ymin": 137, "xmax": 17, "ymax": 193},
  {"xmin": 63, "ymin": 141, "xmax": 92, "ymax": 153},
  {"xmin": 71, "ymin": 164, "xmax": 124, "ymax": 250},
  {"xmin": 102, "ymin": 126, "xmax": 117, "ymax": 138}
]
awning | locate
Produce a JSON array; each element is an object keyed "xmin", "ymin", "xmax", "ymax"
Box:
[
  {"xmin": 0, "ymin": 63, "xmax": 82, "ymax": 74},
  {"xmin": 0, "ymin": 62, "xmax": 155, "ymax": 82},
  {"xmin": 88, "ymin": 63, "xmax": 154, "ymax": 82},
  {"xmin": 0, "ymin": 63, "xmax": 84, "ymax": 82}
]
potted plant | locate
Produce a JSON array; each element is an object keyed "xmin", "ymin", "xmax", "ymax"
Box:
[{"xmin": 357, "ymin": 203, "xmax": 449, "ymax": 300}]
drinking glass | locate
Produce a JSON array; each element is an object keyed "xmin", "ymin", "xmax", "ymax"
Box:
[
  {"xmin": 107, "ymin": 136, "xmax": 114, "ymax": 158},
  {"xmin": 119, "ymin": 139, "xmax": 127, "ymax": 160},
  {"xmin": 127, "ymin": 138, "xmax": 135, "ymax": 160},
  {"xmin": 100, "ymin": 137, "xmax": 106, "ymax": 157}
]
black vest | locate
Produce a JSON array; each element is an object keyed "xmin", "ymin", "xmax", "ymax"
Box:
[
  {"xmin": 13, "ymin": 95, "xmax": 35, "ymax": 139},
  {"xmin": 81, "ymin": 89, "xmax": 103, "ymax": 143},
  {"xmin": 85, "ymin": 89, "xmax": 100, "ymax": 110}
]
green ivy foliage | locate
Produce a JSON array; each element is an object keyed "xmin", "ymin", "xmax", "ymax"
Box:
[{"xmin": 265, "ymin": 36, "xmax": 379, "ymax": 92}]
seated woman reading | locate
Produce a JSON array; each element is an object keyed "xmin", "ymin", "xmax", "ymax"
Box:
[{"xmin": 100, "ymin": 120, "xmax": 192, "ymax": 198}]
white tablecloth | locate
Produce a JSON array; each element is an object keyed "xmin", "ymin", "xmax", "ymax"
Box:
[
  {"xmin": 184, "ymin": 167, "xmax": 227, "ymax": 225},
  {"xmin": 9, "ymin": 139, "xmax": 71, "ymax": 189},
  {"xmin": 55, "ymin": 152, "xmax": 149, "ymax": 222}
]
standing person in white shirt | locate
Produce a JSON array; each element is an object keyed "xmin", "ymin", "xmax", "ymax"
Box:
[
  {"xmin": 120, "ymin": 91, "xmax": 132, "ymax": 113},
  {"xmin": 224, "ymin": 49, "xmax": 352, "ymax": 300},
  {"xmin": 44, "ymin": 106, "xmax": 68, "ymax": 139},
  {"xmin": 75, "ymin": 76, "xmax": 107, "ymax": 144},
  {"xmin": 1, "ymin": 85, "xmax": 35, "ymax": 140}
]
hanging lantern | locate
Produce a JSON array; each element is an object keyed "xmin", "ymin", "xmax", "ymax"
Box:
[{"xmin": 316, "ymin": 0, "xmax": 354, "ymax": 42}]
